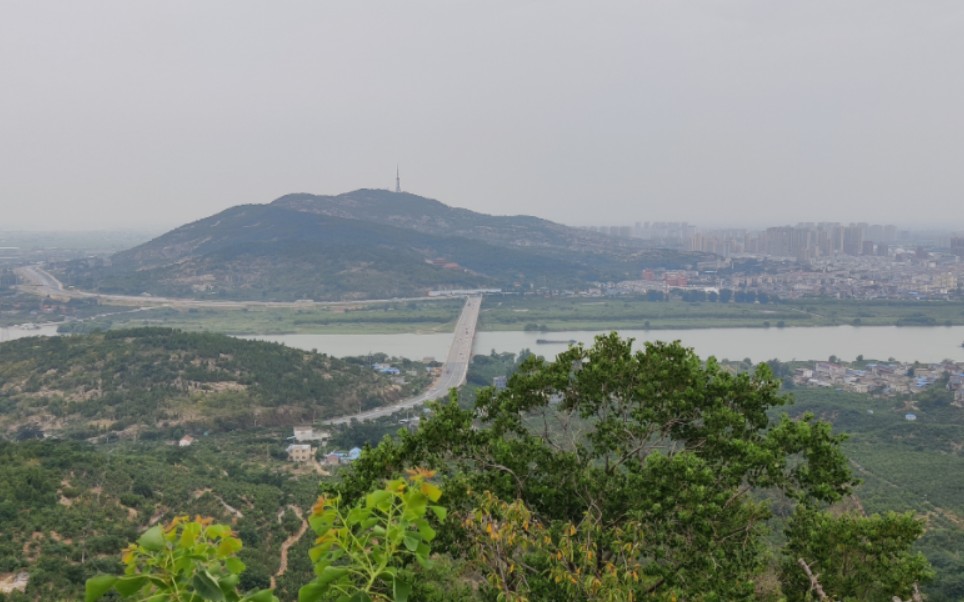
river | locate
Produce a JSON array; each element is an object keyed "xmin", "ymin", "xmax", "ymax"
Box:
[
  {"xmin": 3, "ymin": 323, "xmax": 964, "ymax": 364},
  {"xmin": 245, "ymin": 325, "xmax": 964, "ymax": 364}
]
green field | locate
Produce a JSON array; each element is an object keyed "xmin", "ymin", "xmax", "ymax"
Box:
[
  {"xmin": 46, "ymin": 295, "xmax": 964, "ymax": 335},
  {"xmin": 789, "ymin": 388, "xmax": 964, "ymax": 599}
]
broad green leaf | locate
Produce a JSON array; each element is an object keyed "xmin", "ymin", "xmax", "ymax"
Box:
[
  {"xmin": 394, "ymin": 578, "xmax": 413, "ymax": 602},
  {"xmin": 365, "ymin": 489, "xmax": 392, "ymax": 509},
  {"xmin": 315, "ymin": 565, "xmax": 349, "ymax": 589},
  {"xmin": 429, "ymin": 505, "xmax": 447, "ymax": 522},
  {"xmin": 114, "ymin": 575, "xmax": 150, "ymax": 596},
  {"xmin": 241, "ymin": 589, "xmax": 278, "ymax": 602},
  {"xmin": 346, "ymin": 506, "xmax": 371, "ymax": 524},
  {"xmin": 192, "ymin": 570, "xmax": 227, "ymax": 601},
  {"xmin": 403, "ymin": 533, "xmax": 420, "ymax": 552},
  {"xmin": 418, "ymin": 522, "xmax": 436, "ymax": 542},
  {"xmin": 138, "ymin": 525, "xmax": 166, "ymax": 552},
  {"xmin": 218, "ymin": 536, "xmax": 243, "ymax": 556},
  {"xmin": 84, "ymin": 575, "xmax": 117, "ymax": 602},
  {"xmin": 403, "ymin": 491, "xmax": 427, "ymax": 517},
  {"xmin": 298, "ymin": 580, "xmax": 327, "ymax": 602},
  {"xmin": 415, "ymin": 542, "xmax": 432, "ymax": 567},
  {"xmin": 225, "ymin": 557, "xmax": 246, "ymax": 575}
]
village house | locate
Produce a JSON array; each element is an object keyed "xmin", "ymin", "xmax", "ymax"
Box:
[{"xmin": 286, "ymin": 444, "xmax": 314, "ymax": 462}]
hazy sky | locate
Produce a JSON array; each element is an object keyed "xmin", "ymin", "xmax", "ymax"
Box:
[{"xmin": 2, "ymin": 1, "xmax": 963, "ymax": 231}]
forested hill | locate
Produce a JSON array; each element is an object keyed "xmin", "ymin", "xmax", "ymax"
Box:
[
  {"xmin": 0, "ymin": 328, "xmax": 424, "ymax": 439},
  {"xmin": 56, "ymin": 189, "xmax": 705, "ymax": 301}
]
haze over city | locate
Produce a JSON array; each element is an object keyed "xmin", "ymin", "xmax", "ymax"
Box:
[{"xmin": 2, "ymin": 1, "xmax": 963, "ymax": 231}]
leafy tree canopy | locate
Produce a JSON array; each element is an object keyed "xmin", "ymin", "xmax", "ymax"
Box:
[{"xmin": 331, "ymin": 333, "xmax": 931, "ymax": 600}]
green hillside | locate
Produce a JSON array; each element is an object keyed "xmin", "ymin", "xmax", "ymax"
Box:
[
  {"xmin": 0, "ymin": 435, "xmax": 321, "ymax": 601},
  {"xmin": 0, "ymin": 328, "xmax": 428, "ymax": 439}
]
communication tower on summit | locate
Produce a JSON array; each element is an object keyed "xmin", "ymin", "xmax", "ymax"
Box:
[{"xmin": 395, "ymin": 165, "xmax": 402, "ymax": 193}]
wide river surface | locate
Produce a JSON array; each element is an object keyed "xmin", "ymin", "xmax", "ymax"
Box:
[
  {"xmin": 245, "ymin": 325, "xmax": 964, "ymax": 364},
  {"xmin": 3, "ymin": 323, "xmax": 963, "ymax": 363}
]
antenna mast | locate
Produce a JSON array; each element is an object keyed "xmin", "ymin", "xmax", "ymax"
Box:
[{"xmin": 395, "ymin": 165, "xmax": 402, "ymax": 193}]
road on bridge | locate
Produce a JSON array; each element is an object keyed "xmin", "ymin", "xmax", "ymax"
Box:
[
  {"xmin": 14, "ymin": 265, "xmax": 442, "ymax": 310},
  {"xmin": 322, "ymin": 295, "xmax": 482, "ymax": 425},
  {"xmin": 15, "ymin": 264, "xmax": 485, "ymax": 425}
]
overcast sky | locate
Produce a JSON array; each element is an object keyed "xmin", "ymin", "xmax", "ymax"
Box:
[{"xmin": 2, "ymin": 1, "xmax": 963, "ymax": 232}]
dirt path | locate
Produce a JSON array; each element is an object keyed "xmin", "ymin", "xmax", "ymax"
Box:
[
  {"xmin": 193, "ymin": 488, "xmax": 244, "ymax": 519},
  {"xmin": 271, "ymin": 505, "xmax": 308, "ymax": 590}
]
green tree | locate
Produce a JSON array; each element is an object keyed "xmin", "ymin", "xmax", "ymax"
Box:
[
  {"xmin": 782, "ymin": 508, "xmax": 933, "ymax": 601},
  {"xmin": 333, "ymin": 334, "xmax": 929, "ymax": 600}
]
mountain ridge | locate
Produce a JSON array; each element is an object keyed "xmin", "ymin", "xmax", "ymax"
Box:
[{"xmin": 57, "ymin": 189, "xmax": 704, "ymax": 301}]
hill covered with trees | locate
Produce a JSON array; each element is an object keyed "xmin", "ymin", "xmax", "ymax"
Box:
[
  {"xmin": 55, "ymin": 189, "xmax": 704, "ymax": 301},
  {"xmin": 0, "ymin": 328, "xmax": 427, "ymax": 439}
]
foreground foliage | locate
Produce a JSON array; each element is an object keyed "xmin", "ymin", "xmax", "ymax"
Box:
[
  {"xmin": 332, "ymin": 334, "xmax": 932, "ymax": 600},
  {"xmin": 8, "ymin": 334, "xmax": 938, "ymax": 600},
  {"xmin": 299, "ymin": 469, "xmax": 444, "ymax": 602},
  {"xmin": 86, "ymin": 516, "xmax": 277, "ymax": 602}
]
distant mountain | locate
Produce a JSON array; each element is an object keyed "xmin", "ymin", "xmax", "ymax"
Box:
[
  {"xmin": 58, "ymin": 189, "xmax": 703, "ymax": 301},
  {"xmin": 0, "ymin": 328, "xmax": 422, "ymax": 437}
]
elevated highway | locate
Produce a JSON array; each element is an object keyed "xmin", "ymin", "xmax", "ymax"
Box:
[
  {"xmin": 322, "ymin": 295, "xmax": 482, "ymax": 425},
  {"xmin": 14, "ymin": 265, "xmax": 444, "ymax": 309},
  {"xmin": 15, "ymin": 264, "xmax": 485, "ymax": 425}
]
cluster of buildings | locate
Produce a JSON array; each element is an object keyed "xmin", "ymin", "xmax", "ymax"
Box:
[
  {"xmin": 688, "ymin": 222, "xmax": 905, "ymax": 259},
  {"xmin": 599, "ymin": 250, "xmax": 964, "ymax": 302},
  {"xmin": 573, "ymin": 222, "xmax": 964, "ymax": 302},
  {"xmin": 282, "ymin": 425, "xmax": 367, "ymax": 467},
  {"xmin": 284, "ymin": 426, "xmax": 329, "ymax": 463},
  {"xmin": 793, "ymin": 359, "xmax": 964, "ymax": 404},
  {"xmin": 589, "ymin": 220, "xmax": 964, "ymax": 262}
]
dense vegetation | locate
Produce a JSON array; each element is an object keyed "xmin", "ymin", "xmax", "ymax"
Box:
[
  {"xmin": 3, "ymin": 334, "xmax": 960, "ymax": 600},
  {"xmin": 323, "ymin": 335, "xmax": 932, "ymax": 600},
  {"xmin": 0, "ymin": 434, "xmax": 320, "ymax": 601},
  {"xmin": 788, "ymin": 388, "xmax": 964, "ymax": 600},
  {"xmin": 0, "ymin": 328, "xmax": 428, "ymax": 438}
]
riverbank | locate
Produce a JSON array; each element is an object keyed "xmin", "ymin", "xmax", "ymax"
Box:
[{"xmin": 45, "ymin": 295, "xmax": 964, "ymax": 335}]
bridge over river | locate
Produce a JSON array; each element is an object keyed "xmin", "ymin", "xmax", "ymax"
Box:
[{"xmin": 322, "ymin": 295, "xmax": 482, "ymax": 425}]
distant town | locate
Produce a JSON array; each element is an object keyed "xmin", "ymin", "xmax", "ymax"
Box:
[{"xmin": 580, "ymin": 221, "xmax": 964, "ymax": 302}]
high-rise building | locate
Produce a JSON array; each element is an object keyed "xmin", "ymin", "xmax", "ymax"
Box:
[
  {"xmin": 951, "ymin": 237, "xmax": 964, "ymax": 257},
  {"xmin": 843, "ymin": 225, "xmax": 863, "ymax": 256}
]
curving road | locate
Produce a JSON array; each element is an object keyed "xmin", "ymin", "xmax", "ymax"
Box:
[
  {"xmin": 321, "ymin": 295, "xmax": 482, "ymax": 425},
  {"xmin": 15, "ymin": 264, "xmax": 484, "ymax": 425},
  {"xmin": 14, "ymin": 264, "xmax": 442, "ymax": 309}
]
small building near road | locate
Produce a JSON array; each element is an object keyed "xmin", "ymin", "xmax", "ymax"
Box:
[{"xmin": 292, "ymin": 426, "xmax": 330, "ymax": 444}]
